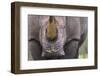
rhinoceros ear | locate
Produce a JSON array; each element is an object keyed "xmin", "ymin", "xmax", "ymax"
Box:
[{"xmin": 46, "ymin": 16, "xmax": 57, "ymax": 41}]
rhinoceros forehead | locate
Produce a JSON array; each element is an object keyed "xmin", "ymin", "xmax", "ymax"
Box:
[{"xmin": 39, "ymin": 16, "xmax": 66, "ymax": 28}]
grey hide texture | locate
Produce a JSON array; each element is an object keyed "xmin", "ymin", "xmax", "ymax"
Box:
[{"xmin": 28, "ymin": 15, "xmax": 88, "ymax": 60}]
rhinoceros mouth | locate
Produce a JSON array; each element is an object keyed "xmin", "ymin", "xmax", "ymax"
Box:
[{"xmin": 42, "ymin": 49, "xmax": 65, "ymax": 59}]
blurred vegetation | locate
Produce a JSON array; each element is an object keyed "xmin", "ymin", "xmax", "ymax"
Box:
[
  {"xmin": 79, "ymin": 37, "xmax": 88, "ymax": 59},
  {"xmin": 28, "ymin": 49, "xmax": 33, "ymax": 60}
]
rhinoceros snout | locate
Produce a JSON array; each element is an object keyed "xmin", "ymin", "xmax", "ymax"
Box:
[{"xmin": 41, "ymin": 46, "xmax": 65, "ymax": 58}]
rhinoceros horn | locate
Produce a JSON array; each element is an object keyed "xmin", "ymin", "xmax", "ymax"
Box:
[{"xmin": 46, "ymin": 16, "xmax": 57, "ymax": 41}]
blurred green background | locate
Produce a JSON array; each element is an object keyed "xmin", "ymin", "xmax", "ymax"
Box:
[{"xmin": 79, "ymin": 37, "xmax": 88, "ymax": 59}]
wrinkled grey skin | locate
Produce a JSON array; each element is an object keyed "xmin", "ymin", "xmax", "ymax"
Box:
[{"xmin": 28, "ymin": 15, "xmax": 87, "ymax": 60}]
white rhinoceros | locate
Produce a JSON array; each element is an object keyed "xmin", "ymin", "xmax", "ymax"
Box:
[{"xmin": 28, "ymin": 15, "xmax": 87, "ymax": 60}]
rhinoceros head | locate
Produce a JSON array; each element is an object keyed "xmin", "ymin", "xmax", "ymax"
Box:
[{"xmin": 39, "ymin": 16, "xmax": 66, "ymax": 59}]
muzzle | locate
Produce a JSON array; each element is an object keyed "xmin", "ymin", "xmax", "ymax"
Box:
[{"xmin": 41, "ymin": 43, "xmax": 65, "ymax": 58}]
